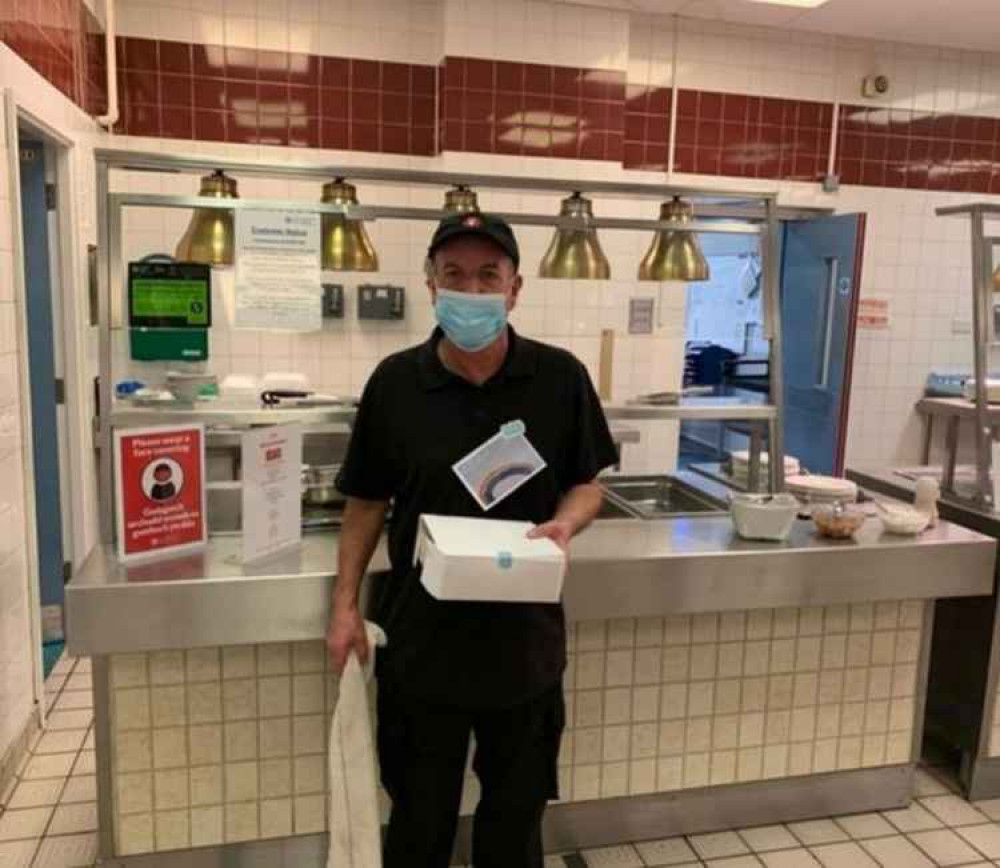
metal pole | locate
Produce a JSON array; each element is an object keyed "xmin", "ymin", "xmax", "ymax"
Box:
[
  {"xmin": 970, "ymin": 209, "xmax": 994, "ymax": 509},
  {"xmin": 95, "ymin": 159, "xmax": 115, "ymax": 544},
  {"xmin": 762, "ymin": 197, "xmax": 786, "ymax": 493}
]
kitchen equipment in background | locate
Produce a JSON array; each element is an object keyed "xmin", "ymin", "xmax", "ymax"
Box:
[
  {"xmin": 638, "ymin": 196, "xmax": 710, "ymax": 282},
  {"xmin": 963, "ymin": 378, "xmax": 1000, "ymax": 402},
  {"xmin": 786, "ymin": 474, "xmax": 858, "ymax": 505},
  {"xmin": 730, "ymin": 493, "xmax": 799, "ymax": 541},
  {"xmin": 174, "ymin": 170, "xmax": 238, "ymax": 266},
  {"xmin": 812, "ymin": 501, "xmax": 865, "ymax": 539},
  {"xmin": 598, "ymin": 329, "xmax": 614, "ymax": 401},
  {"xmin": 261, "ymin": 390, "xmax": 357, "ymax": 408},
  {"xmin": 925, "ymin": 371, "xmax": 975, "ymax": 398},
  {"xmin": 320, "ymin": 178, "xmax": 378, "ymax": 271},
  {"xmin": 301, "ymin": 463, "xmax": 344, "ymax": 507},
  {"xmin": 127, "ymin": 260, "xmax": 211, "ymax": 362},
  {"xmin": 443, "ymin": 185, "xmax": 479, "ymax": 214},
  {"xmin": 166, "ymin": 371, "xmax": 218, "ymax": 402},
  {"xmin": 261, "ymin": 372, "xmax": 310, "ymax": 392},
  {"xmin": 538, "ymin": 192, "xmax": 611, "ymax": 280},
  {"xmin": 730, "ymin": 450, "xmax": 800, "ymax": 485},
  {"xmin": 358, "ymin": 284, "xmax": 405, "ymax": 320},
  {"xmin": 322, "ymin": 283, "xmax": 345, "ymax": 318}
]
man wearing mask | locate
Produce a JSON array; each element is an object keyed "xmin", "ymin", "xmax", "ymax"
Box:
[{"xmin": 328, "ymin": 212, "xmax": 618, "ymax": 868}]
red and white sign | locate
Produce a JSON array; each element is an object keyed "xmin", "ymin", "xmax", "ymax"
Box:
[
  {"xmin": 114, "ymin": 424, "xmax": 207, "ymax": 562},
  {"xmin": 858, "ymin": 296, "xmax": 890, "ymax": 330}
]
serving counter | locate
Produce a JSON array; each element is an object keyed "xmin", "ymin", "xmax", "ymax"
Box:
[
  {"xmin": 850, "ymin": 466, "xmax": 1000, "ymax": 800},
  {"xmin": 66, "ymin": 510, "xmax": 996, "ymax": 866}
]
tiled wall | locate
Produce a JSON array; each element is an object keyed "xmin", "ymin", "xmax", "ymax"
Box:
[
  {"xmin": 106, "ymin": 602, "xmax": 925, "ymax": 855},
  {"xmin": 0, "ymin": 0, "xmax": 108, "ymax": 115}
]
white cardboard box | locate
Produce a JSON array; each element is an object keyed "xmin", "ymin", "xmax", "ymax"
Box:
[{"xmin": 414, "ymin": 514, "xmax": 567, "ymax": 603}]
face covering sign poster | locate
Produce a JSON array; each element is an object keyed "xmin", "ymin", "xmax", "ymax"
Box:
[{"xmin": 114, "ymin": 424, "xmax": 207, "ymax": 563}]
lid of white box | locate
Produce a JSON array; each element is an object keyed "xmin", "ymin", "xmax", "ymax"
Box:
[{"xmin": 420, "ymin": 514, "xmax": 564, "ymax": 560}]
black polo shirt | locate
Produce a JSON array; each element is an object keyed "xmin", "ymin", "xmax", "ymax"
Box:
[{"xmin": 336, "ymin": 326, "xmax": 618, "ymax": 708}]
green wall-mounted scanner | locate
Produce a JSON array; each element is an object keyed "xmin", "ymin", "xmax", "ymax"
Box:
[{"xmin": 128, "ymin": 261, "xmax": 212, "ymax": 362}]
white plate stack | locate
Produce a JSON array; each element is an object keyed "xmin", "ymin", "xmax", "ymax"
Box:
[
  {"xmin": 785, "ymin": 474, "xmax": 858, "ymax": 505},
  {"xmin": 730, "ymin": 451, "xmax": 801, "ymax": 487}
]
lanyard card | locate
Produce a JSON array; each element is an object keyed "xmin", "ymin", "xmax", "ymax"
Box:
[{"xmin": 452, "ymin": 420, "xmax": 547, "ymax": 511}]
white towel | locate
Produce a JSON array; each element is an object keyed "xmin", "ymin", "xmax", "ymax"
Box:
[{"xmin": 328, "ymin": 622, "xmax": 387, "ymax": 868}]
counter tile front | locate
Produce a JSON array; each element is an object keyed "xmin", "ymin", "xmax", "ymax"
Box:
[{"xmin": 103, "ymin": 600, "xmax": 925, "ymax": 857}]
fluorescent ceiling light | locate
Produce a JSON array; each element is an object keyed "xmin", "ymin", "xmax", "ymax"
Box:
[{"xmin": 745, "ymin": 0, "xmax": 830, "ymax": 7}]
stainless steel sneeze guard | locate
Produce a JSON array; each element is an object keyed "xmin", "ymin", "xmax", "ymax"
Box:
[{"xmin": 66, "ymin": 513, "xmax": 995, "ymax": 656}]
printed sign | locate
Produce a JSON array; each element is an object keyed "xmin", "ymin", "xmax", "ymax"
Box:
[
  {"xmin": 241, "ymin": 424, "xmax": 303, "ymax": 563},
  {"xmin": 234, "ymin": 209, "xmax": 322, "ymax": 331},
  {"xmin": 858, "ymin": 296, "xmax": 890, "ymax": 330},
  {"xmin": 114, "ymin": 424, "xmax": 207, "ymax": 562}
]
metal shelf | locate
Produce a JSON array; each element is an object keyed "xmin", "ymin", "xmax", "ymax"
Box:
[
  {"xmin": 108, "ymin": 404, "xmax": 357, "ymax": 429},
  {"xmin": 604, "ymin": 398, "xmax": 777, "ymax": 422}
]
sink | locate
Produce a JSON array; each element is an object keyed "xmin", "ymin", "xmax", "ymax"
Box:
[
  {"xmin": 600, "ymin": 474, "xmax": 725, "ymax": 519},
  {"xmin": 595, "ymin": 497, "xmax": 636, "ymax": 519}
]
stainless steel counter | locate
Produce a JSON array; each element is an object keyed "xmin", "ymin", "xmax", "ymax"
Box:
[{"xmin": 66, "ymin": 510, "xmax": 996, "ymax": 656}]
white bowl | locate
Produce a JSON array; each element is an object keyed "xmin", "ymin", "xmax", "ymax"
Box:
[
  {"xmin": 879, "ymin": 504, "xmax": 931, "ymax": 535},
  {"xmin": 730, "ymin": 494, "xmax": 800, "ymax": 542}
]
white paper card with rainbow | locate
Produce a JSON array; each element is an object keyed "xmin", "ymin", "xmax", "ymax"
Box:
[{"xmin": 451, "ymin": 419, "xmax": 547, "ymax": 512}]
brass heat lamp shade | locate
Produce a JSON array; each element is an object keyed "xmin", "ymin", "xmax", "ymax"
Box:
[
  {"xmin": 443, "ymin": 185, "xmax": 480, "ymax": 214},
  {"xmin": 638, "ymin": 196, "xmax": 710, "ymax": 282},
  {"xmin": 538, "ymin": 192, "xmax": 611, "ymax": 280},
  {"xmin": 320, "ymin": 178, "xmax": 378, "ymax": 272},
  {"xmin": 174, "ymin": 170, "xmax": 238, "ymax": 266}
]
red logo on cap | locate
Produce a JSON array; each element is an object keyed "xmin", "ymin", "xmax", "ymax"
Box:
[{"xmin": 463, "ymin": 215, "xmax": 482, "ymax": 227}]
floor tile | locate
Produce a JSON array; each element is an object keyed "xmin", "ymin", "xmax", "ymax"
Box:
[
  {"xmin": 59, "ymin": 778, "xmax": 95, "ymax": 806},
  {"xmin": 581, "ymin": 844, "xmax": 643, "ymax": 867},
  {"xmin": 0, "ymin": 807, "xmax": 52, "ymax": 842},
  {"xmin": 956, "ymin": 824, "xmax": 1000, "ymax": 860},
  {"xmin": 919, "ymin": 795, "xmax": 989, "ymax": 828},
  {"xmin": 689, "ymin": 832, "xmax": 750, "ymax": 860},
  {"xmin": 834, "ymin": 813, "xmax": 897, "ymax": 840},
  {"xmin": 809, "ymin": 841, "xmax": 879, "ymax": 868},
  {"xmin": 882, "ymin": 803, "xmax": 945, "ymax": 833},
  {"xmin": 908, "ymin": 829, "xmax": 983, "ymax": 866},
  {"xmin": 70, "ymin": 755, "xmax": 94, "ymax": 777},
  {"xmin": 5, "ymin": 782, "xmax": 63, "ymax": 811},
  {"xmin": 46, "ymin": 804, "xmax": 96, "ymax": 837},
  {"xmin": 42, "ymin": 713, "xmax": 92, "ymax": 733},
  {"xmin": 972, "ymin": 799, "xmax": 1000, "ymax": 822},
  {"xmin": 914, "ymin": 769, "xmax": 951, "ymax": 797},
  {"xmin": 21, "ymin": 755, "xmax": 74, "ymax": 782},
  {"xmin": 0, "ymin": 839, "xmax": 38, "ymax": 867},
  {"xmin": 33, "ymin": 732, "xmax": 86, "ymax": 757},
  {"xmin": 52, "ymin": 694, "xmax": 91, "ymax": 712},
  {"xmin": 706, "ymin": 857, "xmax": 761, "ymax": 868},
  {"xmin": 32, "ymin": 833, "xmax": 97, "ymax": 868},
  {"xmin": 786, "ymin": 821, "xmax": 848, "ymax": 847},
  {"xmin": 73, "ymin": 660, "xmax": 91, "ymax": 675},
  {"xmin": 634, "ymin": 837, "xmax": 699, "ymax": 865},
  {"xmin": 739, "ymin": 826, "xmax": 798, "ymax": 853},
  {"xmin": 759, "ymin": 851, "xmax": 821, "ymax": 867},
  {"xmin": 860, "ymin": 835, "xmax": 934, "ymax": 867},
  {"xmin": 63, "ymin": 674, "xmax": 91, "ymax": 693}
]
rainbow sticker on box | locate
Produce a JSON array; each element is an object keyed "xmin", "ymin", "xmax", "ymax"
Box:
[{"xmin": 452, "ymin": 419, "xmax": 547, "ymax": 511}]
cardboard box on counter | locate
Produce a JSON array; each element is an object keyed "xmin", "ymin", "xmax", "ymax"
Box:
[{"xmin": 414, "ymin": 514, "xmax": 566, "ymax": 603}]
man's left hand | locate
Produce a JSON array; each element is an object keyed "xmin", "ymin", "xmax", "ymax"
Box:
[{"xmin": 527, "ymin": 519, "xmax": 574, "ymax": 552}]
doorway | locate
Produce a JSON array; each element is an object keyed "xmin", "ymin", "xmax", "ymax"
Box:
[
  {"xmin": 16, "ymin": 128, "xmax": 74, "ymax": 678},
  {"xmin": 680, "ymin": 214, "xmax": 866, "ymax": 479}
]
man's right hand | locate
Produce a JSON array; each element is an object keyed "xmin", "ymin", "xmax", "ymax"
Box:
[{"xmin": 326, "ymin": 599, "xmax": 370, "ymax": 674}]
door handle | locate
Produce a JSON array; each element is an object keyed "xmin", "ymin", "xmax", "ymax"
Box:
[{"xmin": 818, "ymin": 257, "xmax": 838, "ymax": 389}]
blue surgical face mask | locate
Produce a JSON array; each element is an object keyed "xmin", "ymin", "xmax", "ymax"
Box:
[{"xmin": 434, "ymin": 288, "xmax": 508, "ymax": 352}]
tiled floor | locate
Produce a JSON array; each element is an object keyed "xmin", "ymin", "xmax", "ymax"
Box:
[{"xmin": 5, "ymin": 656, "xmax": 1000, "ymax": 866}]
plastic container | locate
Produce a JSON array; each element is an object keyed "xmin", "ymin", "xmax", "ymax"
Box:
[
  {"xmin": 877, "ymin": 502, "xmax": 931, "ymax": 535},
  {"xmin": 812, "ymin": 502, "xmax": 865, "ymax": 539},
  {"xmin": 730, "ymin": 493, "xmax": 799, "ymax": 541}
]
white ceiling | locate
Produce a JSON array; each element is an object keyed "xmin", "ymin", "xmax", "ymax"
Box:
[{"xmin": 571, "ymin": 0, "xmax": 1000, "ymax": 54}]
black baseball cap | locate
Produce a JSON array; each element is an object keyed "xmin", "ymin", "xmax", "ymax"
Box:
[{"xmin": 427, "ymin": 212, "xmax": 520, "ymax": 269}]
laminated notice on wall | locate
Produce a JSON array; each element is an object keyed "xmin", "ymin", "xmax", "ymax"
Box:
[
  {"xmin": 234, "ymin": 209, "xmax": 322, "ymax": 331},
  {"xmin": 858, "ymin": 296, "xmax": 890, "ymax": 330}
]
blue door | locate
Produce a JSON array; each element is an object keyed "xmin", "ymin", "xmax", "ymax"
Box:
[
  {"xmin": 780, "ymin": 214, "xmax": 866, "ymax": 476},
  {"xmin": 19, "ymin": 141, "xmax": 65, "ymax": 613}
]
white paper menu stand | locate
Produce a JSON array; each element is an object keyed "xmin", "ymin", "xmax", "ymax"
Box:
[{"xmin": 241, "ymin": 423, "xmax": 303, "ymax": 563}]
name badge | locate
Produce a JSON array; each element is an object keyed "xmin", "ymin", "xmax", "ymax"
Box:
[{"xmin": 452, "ymin": 419, "xmax": 547, "ymax": 511}]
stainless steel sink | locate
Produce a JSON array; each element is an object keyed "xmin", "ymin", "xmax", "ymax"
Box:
[{"xmin": 600, "ymin": 474, "xmax": 725, "ymax": 519}]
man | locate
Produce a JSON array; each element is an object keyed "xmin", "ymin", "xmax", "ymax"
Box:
[
  {"xmin": 149, "ymin": 463, "xmax": 177, "ymax": 501},
  {"xmin": 327, "ymin": 212, "xmax": 618, "ymax": 868}
]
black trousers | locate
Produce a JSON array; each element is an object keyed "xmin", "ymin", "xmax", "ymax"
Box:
[{"xmin": 376, "ymin": 682, "xmax": 565, "ymax": 868}]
